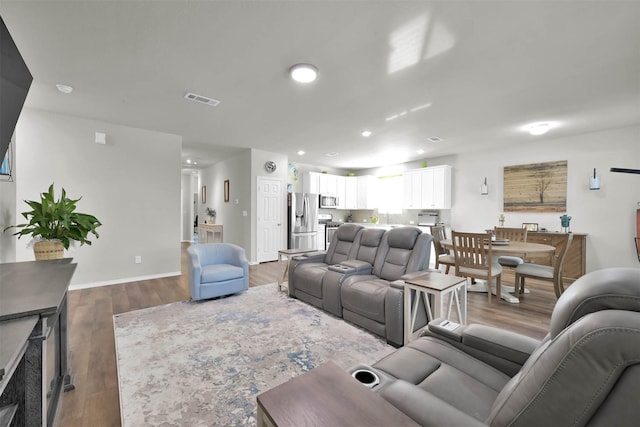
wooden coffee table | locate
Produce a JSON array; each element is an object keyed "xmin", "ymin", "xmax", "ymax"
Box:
[{"xmin": 256, "ymin": 361, "xmax": 419, "ymax": 427}]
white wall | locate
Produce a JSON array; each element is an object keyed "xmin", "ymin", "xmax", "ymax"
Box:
[
  {"xmin": 12, "ymin": 109, "xmax": 183, "ymax": 287},
  {"xmin": 445, "ymin": 126, "xmax": 639, "ymax": 271},
  {"xmin": 200, "ymin": 149, "xmax": 252, "ymax": 253},
  {"xmin": 200, "ymin": 148, "xmax": 288, "ymax": 263}
]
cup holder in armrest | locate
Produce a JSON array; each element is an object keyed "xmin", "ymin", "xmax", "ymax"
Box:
[
  {"xmin": 351, "ymin": 369, "xmax": 380, "ymax": 388},
  {"xmin": 328, "ymin": 264, "xmax": 356, "ymax": 274}
]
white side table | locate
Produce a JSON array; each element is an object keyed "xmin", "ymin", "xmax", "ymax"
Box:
[
  {"xmin": 276, "ymin": 249, "xmax": 317, "ymax": 292},
  {"xmin": 403, "ymin": 273, "xmax": 467, "ymax": 344}
]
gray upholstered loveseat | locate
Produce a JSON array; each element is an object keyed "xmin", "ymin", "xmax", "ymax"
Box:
[{"xmin": 288, "ymin": 224, "xmax": 433, "ymax": 346}]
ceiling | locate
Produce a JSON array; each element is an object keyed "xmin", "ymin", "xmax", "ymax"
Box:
[{"xmin": 1, "ymin": 1, "xmax": 639, "ymax": 171}]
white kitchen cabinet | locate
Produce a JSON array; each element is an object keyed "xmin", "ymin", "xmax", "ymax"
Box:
[
  {"xmin": 422, "ymin": 165, "xmax": 452, "ymax": 209},
  {"xmin": 402, "ymin": 165, "xmax": 452, "ymax": 209},
  {"xmin": 336, "ymin": 176, "xmax": 346, "ymax": 209},
  {"xmin": 344, "ymin": 176, "xmax": 358, "ymax": 209},
  {"xmin": 403, "ymin": 169, "xmax": 423, "ymax": 209},
  {"xmin": 319, "ymin": 173, "xmax": 338, "ymax": 195},
  {"xmin": 303, "ymin": 172, "xmax": 321, "ymax": 194}
]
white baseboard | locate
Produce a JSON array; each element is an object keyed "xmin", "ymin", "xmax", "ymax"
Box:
[{"xmin": 69, "ymin": 271, "xmax": 181, "ymax": 291}]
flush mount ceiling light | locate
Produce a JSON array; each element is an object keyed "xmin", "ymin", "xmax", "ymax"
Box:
[
  {"xmin": 289, "ymin": 63, "xmax": 318, "ymax": 83},
  {"xmin": 525, "ymin": 122, "xmax": 552, "ymax": 136},
  {"xmin": 56, "ymin": 84, "xmax": 73, "ymax": 94},
  {"xmin": 361, "ymin": 130, "xmax": 372, "ymax": 137}
]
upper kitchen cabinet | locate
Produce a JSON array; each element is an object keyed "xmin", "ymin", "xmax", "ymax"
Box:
[
  {"xmin": 302, "ymin": 172, "xmax": 339, "ymax": 195},
  {"xmin": 303, "ymin": 171, "xmax": 321, "ymax": 194},
  {"xmin": 403, "ymin": 165, "xmax": 452, "ymax": 209}
]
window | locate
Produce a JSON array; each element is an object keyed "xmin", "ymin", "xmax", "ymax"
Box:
[{"xmin": 376, "ymin": 174, "xmax": 403, "ymax": 214}]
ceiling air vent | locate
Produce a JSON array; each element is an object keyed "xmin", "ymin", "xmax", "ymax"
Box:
[
  {"xmin": 427, "ymin": 136, "xmax": 443, "ymax": 143},
  {"xmin": 184, "ymin": 92, "xmax": 220, "ymax": 107}
]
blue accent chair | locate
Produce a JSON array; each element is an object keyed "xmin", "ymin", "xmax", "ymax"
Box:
[{"xmin": 187, "ymin": 243, "xmax": 249, "ymax": 301}]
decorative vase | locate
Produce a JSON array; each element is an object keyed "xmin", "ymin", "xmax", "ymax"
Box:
[{"xmin": 33, "ymin": 240, "xmax": 64, "ymax": 260}]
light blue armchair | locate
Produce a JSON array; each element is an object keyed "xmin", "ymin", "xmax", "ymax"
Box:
[{"xmin": 187, "ymin": 243, "xmax": 249, "ymax": 301}]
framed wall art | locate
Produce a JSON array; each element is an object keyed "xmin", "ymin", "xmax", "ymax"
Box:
[
  {"xmin": 201, "ymin": 185, "xmax": 206, "ymax": 204},
  {"xmin": 504, "ymin": 160, "xmax": 567, "ymax": 212},
  {"xmin": 224, "ymin": 180, "xmax": 230, "ymax": 202}
]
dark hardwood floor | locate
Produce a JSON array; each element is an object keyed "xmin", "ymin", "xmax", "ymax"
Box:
[{"xmin": 57, "ymin": 243, "xmax": 554, "ymax": 426}]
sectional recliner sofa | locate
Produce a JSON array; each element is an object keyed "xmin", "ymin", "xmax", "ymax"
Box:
[{"xmin": 288, "ymin": 224, "xmax": 433, "ymax": 347}]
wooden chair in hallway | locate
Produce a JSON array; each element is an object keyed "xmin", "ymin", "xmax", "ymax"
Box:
[
  {"xmin": 430, "ymin": 225, "xmax": 456, "ymax": 274},
  {"xmin": 452, "ymin": 230, "xmax": 503, "ymax": 303}
]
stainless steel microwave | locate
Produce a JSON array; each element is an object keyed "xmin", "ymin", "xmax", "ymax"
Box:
[{"xmin": 319, "ymin": 194, "xmax": 339, "ymax": 209}]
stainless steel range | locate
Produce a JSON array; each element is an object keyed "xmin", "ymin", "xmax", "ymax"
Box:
[{"xmin": 318, "ymin": 214, "xmax": 344, "ymax": 250}]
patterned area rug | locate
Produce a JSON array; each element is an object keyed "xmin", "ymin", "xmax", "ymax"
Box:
[{"xmin": 114, "ymin": 283, "xmax": 395, "ymax": 426}]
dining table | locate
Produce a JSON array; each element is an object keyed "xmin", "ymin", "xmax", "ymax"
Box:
[{"xmin": 440, "ymin": 238, "xmax": 556, "ymax": 303}]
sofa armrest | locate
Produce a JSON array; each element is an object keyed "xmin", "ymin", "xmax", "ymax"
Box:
[
  {"xmin": 424, "ymin": 318, "xmax": 540, "ymax": 374},
  {"xmin": 292, "ymin": 252, "xmax": 325, "ymax": 262},
  {"xmin": 338, "ymin": 259, "xmax": 373, "ymax": 274},
  {"xmin": 461, "ymin": 324, "xmax": 540, "ymax": 365},
  {"xmin": 379, "ymin": 380, "xmax": 486, "ymax": 427}
]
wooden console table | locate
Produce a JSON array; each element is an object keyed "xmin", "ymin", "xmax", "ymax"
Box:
[
  {"xmin": 0, "ymin": 259, "xmax": 76, "ymax": 427},
  {"xmin": 199, "ymin": 223, "xmax": 223, "ymax": 243},
  {"xmin": 257, "ymin": 361, "xmax": 419, "ymax": 427}
]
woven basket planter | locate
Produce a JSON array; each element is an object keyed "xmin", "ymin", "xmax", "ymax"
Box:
[{"xmin": 33, "ymin": 240, "xmax": 65, "ymax": 260}]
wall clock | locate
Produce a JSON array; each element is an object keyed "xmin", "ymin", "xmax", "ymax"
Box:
[{"xmin": 265, "ymin": 161, "xmax": 277, "ymax": 173}]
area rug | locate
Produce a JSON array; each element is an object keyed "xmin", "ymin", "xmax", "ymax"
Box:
[{"xmin": 114, "ymin": 283, "xmax": 395, "ymax": 426}]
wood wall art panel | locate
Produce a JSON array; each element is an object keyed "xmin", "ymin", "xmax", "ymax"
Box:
[{"xmin": 504, "ymin": 160, "xmax": 567, "ymax": 212}]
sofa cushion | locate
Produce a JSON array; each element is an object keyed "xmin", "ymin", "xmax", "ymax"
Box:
[
  {"xmin": 201, "ymin": 263, "xmax": 244, "ymax": 283},
  {"xmin": 374, "ymin": 336, "xmax": 510, "ymax": 421},
  {"xmin": 341, "ymin": 277, "xmax": 389, "ymax": 323}
]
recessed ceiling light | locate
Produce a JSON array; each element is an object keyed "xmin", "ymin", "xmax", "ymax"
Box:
[
  {"xmin": 186, "ymin": 159, "xmax": 192, "ymax": 164},
  {"xmin": 56, "ymin": 84, "xmax": 73, "ymax": 94},
  {"xmin": 525, "ymin": 122, "xmax": 552, "ymax": 136},
  {"xmin": 417, "ymin": 149, "xmax": 425, "ymax": 154},
  {"xmin": 289, "ymin": 63, "xmax": 318, "ymax": 83},
  {"xmin": 361, "ymin": 130, "xmax": 372, "ymax": 137},
  {"xmin": 297, "ymin": 150, "xmax": 305, "ymax": 156}
]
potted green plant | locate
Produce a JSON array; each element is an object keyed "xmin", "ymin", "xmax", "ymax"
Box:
[{"xmin": 4, "ymin": 183, "xmax": 102, "ymax": 260}]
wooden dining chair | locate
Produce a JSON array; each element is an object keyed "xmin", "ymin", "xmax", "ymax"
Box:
[
  {"xmin": 430, "ymin": 225, "xmax": 456, "ymax": 274},
  {"xmin": 451, "ymin": 230, "xmax": 503, "ymax": 303},
  {"xmin": 494, "ymin": 227, "xmax": 528, "ymax": 269},
  {"xmin": 514, "ymin": 232, "xmax": 574, "ymax": 298}
]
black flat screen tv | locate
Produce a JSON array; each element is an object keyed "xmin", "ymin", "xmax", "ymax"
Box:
[{"xmin": 1, "ymin": 14, "xmax": 32, "ymax": 168}]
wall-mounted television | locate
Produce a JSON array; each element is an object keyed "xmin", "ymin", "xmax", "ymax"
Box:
[{"xmin": 1, "ymin": 14, "xmax": 33, "ymax": 171}]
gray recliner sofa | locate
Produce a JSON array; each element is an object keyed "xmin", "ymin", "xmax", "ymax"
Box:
[
  {"xmin": 341, "ymin": 227, "xmax": 433, "ymax": 347},
  {"xmin": 289, "ymin": 225, "xmax": 433, "ymax": 346},
  {"xmin": 357, "ymin": 267, "xmax": 640, "ymax": 426}
]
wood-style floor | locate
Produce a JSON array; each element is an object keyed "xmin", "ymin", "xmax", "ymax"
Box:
[{"xmin": 58, "ymin": 243, "xmax": 555, "ymax": 427}]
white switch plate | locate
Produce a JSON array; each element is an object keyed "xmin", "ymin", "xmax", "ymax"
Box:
[{"xmin": 135, "ymin": 255, "xmax": 142, "ymax": 264}]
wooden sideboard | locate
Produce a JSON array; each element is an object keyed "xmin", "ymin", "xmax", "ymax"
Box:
[{"xmin": 526, "ymin": 232, "xmax": 587, "ymax": 284}]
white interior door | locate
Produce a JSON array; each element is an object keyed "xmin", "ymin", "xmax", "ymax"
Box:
[{"xmin": 257, "ymin": 177, "xmax": 283, "ymax": 262}]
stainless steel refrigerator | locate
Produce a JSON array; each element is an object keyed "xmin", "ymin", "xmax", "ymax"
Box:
[{"xmin": 288, "ymin": 192, "xmax": 319, "ymax": 249}]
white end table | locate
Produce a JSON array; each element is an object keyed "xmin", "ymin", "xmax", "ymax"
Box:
[{"xmin": 404, "ymin": 272, "xmax": 467, "ymax": 344}]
